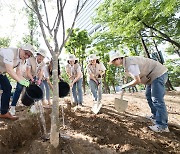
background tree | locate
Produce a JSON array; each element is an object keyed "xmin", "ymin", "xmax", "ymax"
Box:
[
  {"xmin": 93, "ymin": 0, "xmax": 179, "ymax": 90},
  {"xmin": 24, "ymin": 0, "xmax": 88, "ymax": 148},
  {"xmin": 22, "ymin": 6, "xmax": 40, "ymax": 47},
  {"xmin": 94, "ymin": 0, "xmax": 180, "ymax": 49},
  {"xmin": 65, "ymin": 28, "xmax": 91, "ymax": 93},
  {"xmin": 0, "ymin": 37, "xmax": 10, "ymax": 48}
]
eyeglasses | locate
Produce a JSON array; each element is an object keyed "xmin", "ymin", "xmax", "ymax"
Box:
[{"xmin": 24, "ymin": 50, "xmax": 32, "ymax": 58}]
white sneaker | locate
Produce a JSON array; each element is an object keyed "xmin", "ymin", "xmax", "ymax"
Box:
[
  {"xmin": 9, "ymin": 106, "xmax": 16, "ymax": 116},
  {"xmin": 149, "ymin": 125, "xmax": 170, "ymax": 133}
]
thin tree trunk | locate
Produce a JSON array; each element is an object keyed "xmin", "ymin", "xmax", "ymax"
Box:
[
  {"xmin": 140, "ymin": 34, "xmax": 151, "ymax": 58},
  {"xmin": 153, "ymin": 40, "xmax": 174, "ymax": 90},
  {"xmin": 81, "ymin": 60, "xmax": 86, "ymax": 94},
  {"xmin": 50, "ymin": 54, "xmax": 60, "ymax": 148}
]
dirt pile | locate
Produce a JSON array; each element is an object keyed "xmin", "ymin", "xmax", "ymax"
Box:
[{"xmin": 0, "ymin": 92, "xmax": 179, "ymax": 153}]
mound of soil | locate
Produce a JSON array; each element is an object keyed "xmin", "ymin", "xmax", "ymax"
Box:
[{"xmin": 0, "ymin": 92, "xmax": 180, "ymax": 153}]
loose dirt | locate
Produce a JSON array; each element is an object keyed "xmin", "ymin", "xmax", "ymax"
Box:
[{"xmin": 0, "ymin": 91, "xmax": 179, "ymax": 154}]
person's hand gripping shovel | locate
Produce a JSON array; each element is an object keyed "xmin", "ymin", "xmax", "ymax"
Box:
[
  {"xmin": 92, "ymin": 77, "xmax": 103, "ymax": 114},
  {"xmin": 114, "ymin": 86, "xmax": 128, "ymax": 112}
]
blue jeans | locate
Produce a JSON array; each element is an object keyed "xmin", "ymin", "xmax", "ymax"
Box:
[
  {"xmin": 145, "ymin": 72, "xmax": 168, "ymax": 128},
  {"xmin": 0, "ymin": 74, "xmax": 12, "ymax": 114},
  {"xmin": 89, "ymin": 79, "xmax": 102, "ymax": 101},
  {"xmin": 41, "ymin": 80, "xmax": 50, "ymax": 100},
  {"xmin": 72, "ymin": 78, "xmax": 83, "ymax": 105},
  {"xmin": 11, "ymin": 82, "xmax": 23, "ymax": 106}
]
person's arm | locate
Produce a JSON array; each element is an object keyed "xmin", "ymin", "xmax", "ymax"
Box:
[
  {"xmin": 89, "ymin": 73, "xmax": 99, "ymax": 85},
  {"xmin": 38, "ymin": 68, "xmax": 44, "ymax": 81},
  {"xmin": 122, "ymin": 75, "xmax": 141, "ymax": 88},
  {"xmin": 15, "ymin": 65, "xmax": 24, "ymax": 80},
  {"xmin": 5, "ymin": 63, "xmax": 22, "ymax": 82},
  {"xmin": 47, "ymin": 78, "xmax": 53, "ymax": 90},
  {"xmin": 71, "ymin": 71, "xmax": 81, "ymax": 85},
  {"xmin": 26, "ymin": 66, "xmax": 34, "ymax": 81}
]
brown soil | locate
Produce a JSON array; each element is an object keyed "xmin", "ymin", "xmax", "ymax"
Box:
[{"xmin": 0, "ymin": 91, "xmax": 180, "ymax": 154}]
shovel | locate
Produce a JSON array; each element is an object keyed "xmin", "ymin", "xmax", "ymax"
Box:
[
  {"xmin": 114, "ymin": 89, "xmax": 128, "ymax": 112},
  {"xmin": 92, "ymin": 78, "xmax": 102, "ymax": 114}
]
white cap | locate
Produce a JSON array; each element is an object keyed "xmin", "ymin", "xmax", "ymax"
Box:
[
  {"xmin": 109, "ymin": 51, "xmax": 124, "ymax": 64},
  {"xmin": 88, "ymin": 54, "xmax": 100, "ymax": 61},
  {"xmin": 67, "ymin": 54, "xmax": 78, "ymax": 61},
  {"xmin": 21, "ymin": 44, "xmax": 35, "ymax": 55},
  {"xmin": 37, "ymin": 48, "xmax": 47, "ymax": 57}
]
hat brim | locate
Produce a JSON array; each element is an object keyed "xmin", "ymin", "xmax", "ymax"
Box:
[
  {"xmin": 108, "ymin": 57, "xmax": 117, "ymax": 64},
  {"xmin": 88, "ymin": 56, "xmax": 100, "ymax": 61},
  {"xmin": 37, "ymin": 53, "xmax": 46, "ymax": 57},
  {"xmin": 67, "ymin": 58, "xmax": 78, "ymax": 61}
]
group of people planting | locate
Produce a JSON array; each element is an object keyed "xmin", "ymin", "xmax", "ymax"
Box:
[{"xmin": 0, "ymin": 44, "xmax": 169, "ymax": 133}]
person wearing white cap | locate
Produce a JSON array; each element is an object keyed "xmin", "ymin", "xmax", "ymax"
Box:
[
  {"xmin": 109, "ymin": 51, "xmax": 169, "ymax": 133},
  {"xmin": 66, "ymin": 54, "xmax": 83, "ymax": 107},
  {"xmin": 26, "ymin": 48, "xmax": 48, "ymax": 107},
  {"xmin": 0, "ymin": 43, "xmax": 35, "ymax": 120},
  {"xmin": 87, "ymin": 54, "xmax": 106, "ymax": 104}
]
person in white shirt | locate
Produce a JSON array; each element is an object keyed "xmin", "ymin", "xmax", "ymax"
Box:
[
  {"xmin": 42, "ymin": 61, "xmax": 53, "ymax": 107},
  {"xmin": 87, "ymin": 54, "xmax": 106, "ymax": 102},
  {"xmin": 109, "ymin": 51, "xmax": 169, "ymax": 133},
  {"xmin": 66, "ymin": 54, "xmax": 83, "ymax": 106},
  {"xmin": 26, "ymin": 48, "xmax": 46, "ymax": 106},
  {"xmin": 0, "ymin": 44, "xmax": 35, "ymax": 120}
]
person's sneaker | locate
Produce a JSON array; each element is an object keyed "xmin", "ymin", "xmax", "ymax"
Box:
[
  {"xmin": 149, "ymin": 125, "xmax": 170, "ymax": 133},
  {"xmin": 9, "ymin": 106, "xmax": 16, "ymax": 116},
  {"xmin": 146, "ymin": 115, "xmax": 156, "ymax": 124}
]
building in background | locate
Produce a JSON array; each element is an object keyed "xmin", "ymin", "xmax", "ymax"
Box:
[{"xmin": 75, "ymin": 0, "xmax": 104, "ymax": 36}]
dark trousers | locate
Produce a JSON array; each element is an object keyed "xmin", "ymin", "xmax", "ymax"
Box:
[{"xmin": 0, "ymin": 74, "xmax": 12, "ymax": 114}]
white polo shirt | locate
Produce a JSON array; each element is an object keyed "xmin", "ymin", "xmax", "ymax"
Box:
[{"xmin": 0, "ymin": 48, "xmax": 20, "ymax": 73}]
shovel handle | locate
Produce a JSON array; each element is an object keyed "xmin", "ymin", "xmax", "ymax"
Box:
[{"xmin": 120, "ymin": 89, "xmax": 125, "ymax": 100}]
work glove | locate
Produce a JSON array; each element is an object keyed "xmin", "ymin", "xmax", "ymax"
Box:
[{"xmin": 19, "ymin": 79, "xmax": 30, "ymax": 87}]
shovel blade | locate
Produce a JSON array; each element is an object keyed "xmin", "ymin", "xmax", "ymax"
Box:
[
  {"xmin": 91, "ymin": 102, "xmax": 102, "ymax": 114},
  {"xmin": 114, "ymin": 98, "xmax": 128, "ymax": 112}
]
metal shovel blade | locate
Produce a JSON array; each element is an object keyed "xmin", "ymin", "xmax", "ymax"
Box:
[
  {"xmin": 91, "ymin": 102, "xmax": 102, "ymax": 114},
  {"xmin": 114, "ymin": 98, "xmax": 128, "ymax": 112}
]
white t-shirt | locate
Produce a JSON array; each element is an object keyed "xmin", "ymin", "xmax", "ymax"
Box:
[
  {"xmin": 43, "ymin": 65, "xmax": 49, "ymax": 78},
  {"xmin": 128, "ymin": 64, "xmax": 140, "ymax": 76},
  {"xmin": 0, "ymin": 48, "xmax": 20, "ymax": 67},
  {"xmin": 16, "ymin": 60, "xmax": 27, "ymax": 76}
]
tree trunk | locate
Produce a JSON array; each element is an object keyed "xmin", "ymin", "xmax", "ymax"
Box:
[
  {"xmin": 166, "ymin": 77, "xmax": 174, "ymax": 91},
  {"xmin": 140, "ymin": 34, "xmax": 151, "ymax": 58},
  {"xmin": 50, "ymin": 54, "xmax": 60, "ymax": 148},
  {"xmin": 81, "ymin": 60, "xmax": 86, "ymax": 94},
  {"xmin": 153, "ymin": 40, "xmax": 174, "ymax": 90}
]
